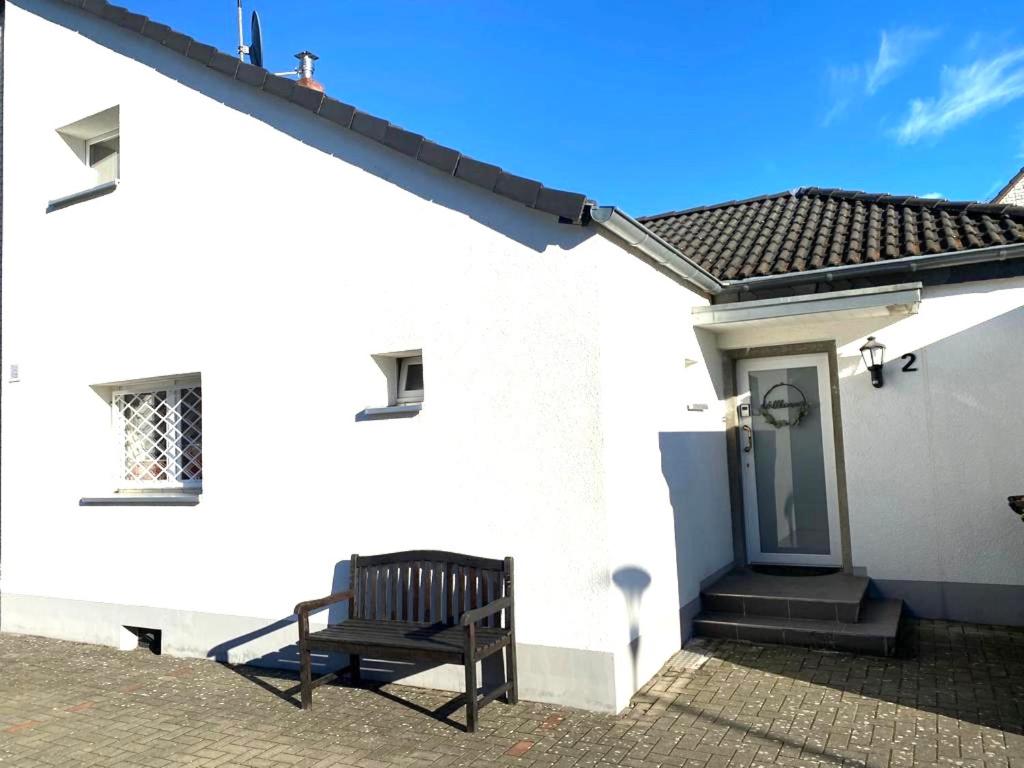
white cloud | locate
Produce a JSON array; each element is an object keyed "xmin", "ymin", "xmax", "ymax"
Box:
[
  {"xmin": 896, "ymin": 48, "xmax": 1024, "ymax": 143},
  {"xmin": 823, "ymin": 27, "xmax": 937, "ymax": 127},
  {"xmin": 823, "ymin": 65, "xmax": 860, "ymax": 126},
  {"xmin": 921, "ymin": 192, "xmax": 945, "ymax": 199},
  {"xmin": 866, "ymin": 28, "xmax": 940, "ymax": 95}
]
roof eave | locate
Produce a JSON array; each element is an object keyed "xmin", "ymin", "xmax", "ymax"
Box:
[{"xmin": 720, "ymin": 242, "xmax": 1024, "ymax": 293}]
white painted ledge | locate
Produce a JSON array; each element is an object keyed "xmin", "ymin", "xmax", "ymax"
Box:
[
  {"xmin": 79, "ymin": 494, "xmax": 200, "ymax": 507},
  {"xmin": 356, "ymin": 404, "xmax": 422, "ymax": 421},
  {"xmin": 692, "ymin": 282, "xmax": 922, "ymax": 330},
  {"xmin": 47, "ymin": 180, "xmax": 119, "ymax": 213}
]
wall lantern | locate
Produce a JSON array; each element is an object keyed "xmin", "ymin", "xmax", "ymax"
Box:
[{"xmin": 859, "ymin": 336, "xmax": 886, "ymax": 388}]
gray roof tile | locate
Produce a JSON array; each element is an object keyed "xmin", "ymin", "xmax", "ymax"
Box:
[
  {"xmin": 261, "ymin": 73, "xmax": 296, "ymax": 100},
  {"xmin": 418, "ymin": 141, "xmax": 461, "ymax": 175},
  {"xmin": 208, "ymin": 52, "xmax": 240, "ymax": 77},
  {"xmin": 185, "ymin": 41, "xmax": 215, "ymax": 65},
  {"xmin": 140, "ymin": 21, "xmax": 170, "ymax": 43},
  {"xmin": 235, "ymin": 61, "xmax": 267, "ymax": 88},
  {"xmin": 455, "ymin": 158, "xmax": 501, "ymax": 191},
  {"xmin": 162, "ymin": 30, "xmax": 192, "ymax": 54},
  {"xmin": 100, "ymin": 4, "xmax": 127, "ymax": 24},
  {"xmin": 535, "ymin": 188, "xmax": 588, "ymax": 221},
  {"xmin": 289, "ymin": 84, "xmax": 324, "ymax": 112},
  {"xmin": 318, "ymin": 97, "xmax": 356, "ymax": 128},
  {"xmin": 494, "ymin": 173, "xmax": 541, "ymax": 207},
  {"xmin": 381, "ymin": 126, "xmax": 424, "ymax": 158},
  {"xmin": 351, "ymin": 112, "xmax": 388, "ymax": 141},
  {"xmin": 118, "ymin": 11, "xmax": 147, "ymax": 33}
]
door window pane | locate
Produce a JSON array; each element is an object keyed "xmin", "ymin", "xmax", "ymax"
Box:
[{"xmin": 749, "ymin": 366, "xmax": 830, "ymax": 555}]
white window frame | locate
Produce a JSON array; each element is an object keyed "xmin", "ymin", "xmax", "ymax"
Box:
[
  {"xmin": 111, "ymin": 375, "xmax": 201, "ymax": 492},
  {"xmin": 86, "ymin": 128, "xmax": 120, "ymax": 183},
  {"xmin": 396, "ymin": 355, "xmax": 424, "ymax": 404}
]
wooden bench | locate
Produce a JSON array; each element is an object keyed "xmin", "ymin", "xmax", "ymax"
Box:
[{"xmin": 294, "ymin": 551, "xmax": 517, "ymax": 732}]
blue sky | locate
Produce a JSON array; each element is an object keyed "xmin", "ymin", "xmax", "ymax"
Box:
[{"xmin": 124, "ymin": 1, "xmax": 1024, "ymax": 215}]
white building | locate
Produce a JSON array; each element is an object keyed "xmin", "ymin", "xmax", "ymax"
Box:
[{"xmin": 2, "ymin": 0, "xmax": 1023, "ymax": 715}]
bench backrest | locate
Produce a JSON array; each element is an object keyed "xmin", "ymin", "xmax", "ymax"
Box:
[{"xmin": 348, "ymin": 550, "xmax": 513, "ymax": 628}]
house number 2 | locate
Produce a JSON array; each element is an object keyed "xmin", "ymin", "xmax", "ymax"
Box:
[{"xmin": 901, "ymin": 353, "xmax": 918, "ymax": 372}]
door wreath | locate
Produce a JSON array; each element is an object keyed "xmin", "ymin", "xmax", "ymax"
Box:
[{"xmin": 759, "ymin": 382, "xmax": 811, "ymax": 428}]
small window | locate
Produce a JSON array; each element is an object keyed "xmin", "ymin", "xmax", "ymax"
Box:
[
  {"xmin": 112, "ymin": 376, "xmax": 202, "ymax": 490},
  {"xmin": 396, "ymin": 355, "xmax": 424, "ymax": 404},
  {"xmin": 87, "ymin": 130, "xmax": 120, "ymax": 184},
  {"xmin": 54, "ymin": 106, "xmax": 120, "ymax": 206}
]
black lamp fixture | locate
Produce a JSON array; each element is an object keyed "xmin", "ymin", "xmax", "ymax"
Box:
[{"xmin": 859, "ymin": 336, "xmax": 886, "ymax": 388}]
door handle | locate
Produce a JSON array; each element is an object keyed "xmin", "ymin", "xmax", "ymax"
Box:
[{"xmin": 742, "ymin": 424, "xmax": 753, "ymax": 453}]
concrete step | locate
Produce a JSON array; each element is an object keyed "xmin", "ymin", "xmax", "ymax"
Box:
[
  {"xmin": 701, "ymin": 568, "xmax": 870, "ymax": 622},
  {"xmin": 693, "ymin": 598, "xmax": 903, "ymax": 656}
]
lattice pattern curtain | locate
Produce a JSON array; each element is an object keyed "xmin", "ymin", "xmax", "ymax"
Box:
[{"xmin": 114, "ymin": 385, "xmax": 202, "ymax": 485}]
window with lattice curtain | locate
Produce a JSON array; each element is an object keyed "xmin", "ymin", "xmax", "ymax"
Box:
[{"xmin": 113, "ymin": 378, "xmax": 202, "ymax": 489}]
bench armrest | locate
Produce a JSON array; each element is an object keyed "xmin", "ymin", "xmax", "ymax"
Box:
[
  {"xmin": 294, "ymin": 590, "xmax": 353, "ymax": 616},
  {"xmin": 460, "ymin": 596, "xmax": 512, "ymax": 626}
]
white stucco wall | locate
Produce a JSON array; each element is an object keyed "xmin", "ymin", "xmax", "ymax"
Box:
[
  {"xmin": 591, "ymin": 243, "xmax": 733, "ymax": 711},
  {"xmin": 1, "ymin": 0, "xmax": 732, "ymax": 711},
  {"xmin": 713, "ymin": 278, "xmax": 1024, "ymax": 611}
]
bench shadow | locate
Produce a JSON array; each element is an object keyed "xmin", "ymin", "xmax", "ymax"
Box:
[
  {"xmin": 366, "ymin": 683, "xmax": 471, "ymax": 733},
  {"xmin": 203, "ymin": 559, "xmax": 494, "ymax": 730}
]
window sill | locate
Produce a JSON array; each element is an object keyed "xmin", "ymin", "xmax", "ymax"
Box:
[
  {"xmin": 80, "ymin": 493, "xmax": 200, "ymax": 507},
  {"xmin": 355, "ymin": 403, "xmax": 422, "ymax": 421},
  {"xmin": 47, "ymin": 180, "xmax": 118, "ymax": 213}
]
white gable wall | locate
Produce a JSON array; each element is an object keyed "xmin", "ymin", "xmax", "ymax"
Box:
[{"xmin": 1, "ymin": 0, "xmax": 730, "ymax": 712}]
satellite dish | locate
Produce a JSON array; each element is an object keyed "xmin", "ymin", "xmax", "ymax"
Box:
[{"xmin": 249, "ymin": 10, "xmax": 264, "ymax": 68}]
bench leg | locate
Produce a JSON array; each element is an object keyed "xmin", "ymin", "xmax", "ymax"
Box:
[
  {"xmin": 464, "ymin": 659, "xmax": 478, "ymax": 733},
  {"xmin": 349, "ymin": 654, "xmax": 361, "ymax": 684},
  {"xmin": 506, "ymin": 640, "xmax": 519, "ymax": 705},
  {"xmin": 299, "ymin": 641, "xmax": 313, "ymax": 710}
]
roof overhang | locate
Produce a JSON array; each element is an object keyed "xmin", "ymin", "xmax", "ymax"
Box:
[{"xmin": 692, "ymin": 282, "xmax": 922, "ymax": 331}]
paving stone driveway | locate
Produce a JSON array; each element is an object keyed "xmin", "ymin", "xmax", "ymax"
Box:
[{"xmin": 1, "ymin": 620, "xmax": 1022, "ymax": 768}]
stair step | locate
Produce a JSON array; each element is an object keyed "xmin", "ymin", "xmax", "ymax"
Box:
[
  {"xmin": 702, "ymin": 568, "xmax": 869, "ymax": 622},
  {"xmin": 693, "ymin": 598, "xmax": 903, "ymax": 656}
]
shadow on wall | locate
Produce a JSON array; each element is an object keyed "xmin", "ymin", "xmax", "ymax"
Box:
[
  {"xmin": 659, "ymin": 430, "xmax": 733, "ymax": 636},
  {"xmin": 27, "ymin": 0, "xmax": 590, "ymax": 256},
  {"xmin": 611, "ymin": 566, "xmax": 651, "ymax": 694}
]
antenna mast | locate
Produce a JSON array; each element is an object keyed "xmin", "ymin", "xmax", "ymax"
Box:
[{"xmin": 236, "ymin": 0, "xmax": 248, "ymax": 61}]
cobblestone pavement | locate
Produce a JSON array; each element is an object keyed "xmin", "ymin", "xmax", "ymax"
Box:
[{"xmin": 2, "ymin": 620, "xmax": 1022, "ymax": 768}]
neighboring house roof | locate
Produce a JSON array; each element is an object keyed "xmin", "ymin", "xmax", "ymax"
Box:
[
  {"xmin": 639, "ymin": 187, "xmax": 1024, "ymax": 282},
  {"xmin": 55, "ymin": 0, "xmax": 591, "ymax": 223},
  {"xmin": 993, "ymin": 166, "xmax": 1024, "ymax": 205}
]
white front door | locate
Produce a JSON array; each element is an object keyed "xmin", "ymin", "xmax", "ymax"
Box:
[{"xmin": 736, "ymin": 354, "xmax": 842, "ymax": 566}]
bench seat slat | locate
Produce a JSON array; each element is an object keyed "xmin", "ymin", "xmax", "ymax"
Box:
[{"xmin": 308, "ymin": 619, "xmax": 509, "ymax": 656}]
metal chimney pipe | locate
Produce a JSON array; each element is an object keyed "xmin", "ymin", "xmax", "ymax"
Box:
[{"xmin": 294, "ymin": 51, "xmax": 323, "ymax": 92}]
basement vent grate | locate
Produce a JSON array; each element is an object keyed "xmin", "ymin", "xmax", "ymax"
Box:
[{"xmin": 124, "ymin": 626, "xmax": 162, "ymax": 655}]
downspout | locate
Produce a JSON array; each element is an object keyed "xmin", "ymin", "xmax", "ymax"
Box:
[{"xmin": 587, "ymin": 205, "xmax": 723, "ymax": 295}]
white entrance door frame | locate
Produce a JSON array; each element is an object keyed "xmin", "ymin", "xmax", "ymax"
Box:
[{"xmin": 736, "ymin": 353, "xmax": 843, "ymax": 567}]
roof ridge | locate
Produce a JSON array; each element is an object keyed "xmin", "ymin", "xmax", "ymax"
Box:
[
  {"xmin": 642, "ymin": 185, "xmax": 1024, "ymax": 222},
  {"xmin": 638, "ymin": 189, "xmax": 800, "ymax": 221},
  {"xmin": 55, "ymin": 0, "xmax": 592, "ymax": 223}
]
